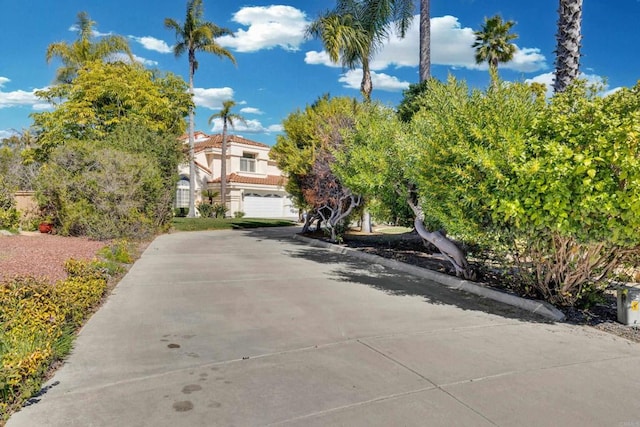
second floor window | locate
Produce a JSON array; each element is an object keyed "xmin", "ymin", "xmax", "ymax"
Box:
[{"xmin": 240, "ymin": 152, "xmax": 256, "ymax": 173}]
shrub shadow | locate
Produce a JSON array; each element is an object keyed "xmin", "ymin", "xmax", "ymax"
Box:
[{"xmin": 241, "ymin": 227, "xmax": 551, "ymax": 324}]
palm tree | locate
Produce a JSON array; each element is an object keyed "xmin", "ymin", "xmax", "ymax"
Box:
[
  {"xmin": 554, "ymin": 0, "xmax": 583, "ymax": 93},
  {"xmin": 208, "ymin": 100, "xmax": 246, "ymax": 212},
  {"xmin": 165, "ymin": 0, "xmax": 236, "ymax": 218},
  {"xmin": 419, "ymin": 0, "xmax": 431, "ymax": 82},
  {"xmin": 472, "ymin": 15, "xmax": 517, "ymax": 83},
  {"xmin": 46, "ymin": 11, "xmax": 133, "ymax": 84},
  {"xmin": 307, "ymin": 0, "xmax": 414, "ymax": 101}
]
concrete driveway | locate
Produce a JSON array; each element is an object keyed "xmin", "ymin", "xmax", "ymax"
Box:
[{"xmin": 8, "ymin": 227, "xmax": 640, "ymax": 426}]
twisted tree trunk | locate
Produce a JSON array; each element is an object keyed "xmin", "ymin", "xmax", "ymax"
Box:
[{"xmin": 406, "ymin": 187, "xmax": 472, "ymax": 279}]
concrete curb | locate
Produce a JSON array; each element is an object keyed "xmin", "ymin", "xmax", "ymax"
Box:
[{"xmin": 293, "ymin": 234, "xmax": 566, "ymax": 322}]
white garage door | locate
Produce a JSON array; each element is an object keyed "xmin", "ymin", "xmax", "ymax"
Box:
[{"xmin": 244, "ymin": 193, "xmax": 284, "ymax": 218}]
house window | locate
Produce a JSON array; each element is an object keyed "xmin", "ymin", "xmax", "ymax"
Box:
[
  {"xmin": 175, "ymin": 177, "xmax": 189, "ymax": 208},
  {"xmin": 240, "ymin": 152, "xmax": 256, "ymax": 173}
]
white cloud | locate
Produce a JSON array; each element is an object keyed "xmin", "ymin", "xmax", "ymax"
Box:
[
  {"xmin": 109, "ymin": 52, "xmax": 158, "ymax": 67},
  {"xmin": 525, "ymin": 72, "xmax": 555, "ymax": 97},
  {"xmin": 0, "ymin": 129, "xmax": 17, "ymax": 139},
  {"xmin": 209, "ymin": 117, "xmax": 282, "ymax": 134},
  {"xmin": 0, "ymin": 77, "xmax": 49, "ymax": 110},
  {"xmin": 129, "ymin": 36, "xmax": 172, "ymax": 53},
  {"xmin": 240, "ymin": 107, "xmax": 263, "ymax": 115},
  {"xmin": 338, "ymin": 69, "xmax": 410, "ymax": 92},
  {"xmin": 193, "ymin": 87, "xmax": 234, "ymax": 109},
  {"xmin": 306, "ymin": 14, "xmax": 547, "ymax": 74},
  {"xmin": 133, "ymin": 54, "xmax": 158, "ymax": 67},
  {"xmin": 218, "ymin": 5, "xmax": 309, "ymax": 52},
  {"xmin": 304, "ymin": 51, "xmax": 341, "ymax": 68}
]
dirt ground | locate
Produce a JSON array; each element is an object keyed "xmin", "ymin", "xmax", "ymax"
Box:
[{"xmin": 0, "ymin": 232, "xmax": 108, "ymax": 284}]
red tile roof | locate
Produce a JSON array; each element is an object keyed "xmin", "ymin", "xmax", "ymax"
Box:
[
  {"xmin": 195, "ymin": 134, "xmax": 270, "ymax": 152},
  {"xmin": 178, "ymin": 131, "xmax": 210, "ymax": 142},
  {"xmin": 209, "ymin": 173, "xmax": 286, "ymax": 186}
]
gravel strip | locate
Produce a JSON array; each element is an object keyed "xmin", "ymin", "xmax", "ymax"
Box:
[{"xmin": 0, "ymin": 233, "xmax": 108, "ymax": 284}]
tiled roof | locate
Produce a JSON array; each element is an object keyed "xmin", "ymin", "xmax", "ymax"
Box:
[
  {"xmin": 195, "ymin": 134, "xmax": 270, "ymax": 152},
  {"xmin": 178, "ymin": 131, "xmax": 210, "ymax": 142},
  {"xmin": 209, "ymin": 173, "xmax": 286, "ymax": 186}
]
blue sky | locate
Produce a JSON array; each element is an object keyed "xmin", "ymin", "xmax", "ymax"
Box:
[{"xmin": 0, "ymin": 0, "xmax": 638, "ymax": 146}]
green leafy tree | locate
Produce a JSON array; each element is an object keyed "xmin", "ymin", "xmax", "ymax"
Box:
[
  {"xmin": 472, "ymin": 15, "xmax": 517, "ymax": 82},
  {"xmin": 554, "ymin": 0, "xmax": 583, "ymax": 93},
  {"xmin": 165, "ymin": 0, "xmax": 236, "ymax": 218},
  {"xmin": 272, "ymin": 96, "xmax": 362, "ymax": 241},
  {"xmin": 208, "ymin": 100, "xmax": 246, "ymax": 212},
  {"xmin": 101, "ymin": 123, "xmax": 185, "ymax": 228},
  {"xmin": 307, "ymin": 0, "xmax": 413, "ymax": 101},
  {"xmin": 335, "ymin": 99, "xmax": 473, "ymax": 278},
  {"xmin": 46, "ymin": 11, "xmax": 133, "ymax": 84},
  {"xmin": 32, "ymin": 61, "xmax": 190, "ymax": 160}
]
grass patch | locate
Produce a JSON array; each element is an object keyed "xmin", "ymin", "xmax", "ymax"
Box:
[
  {"xmin": 172, "ymin": 217, "xmax": 297, "ymax": 232},
  {"xmin": 374, "ymin": 226, "xmax": 413, "ymax": 235}
]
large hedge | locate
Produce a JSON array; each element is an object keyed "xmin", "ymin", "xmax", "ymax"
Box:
[
  {"xmin": 338, "ymin": 78, "xmax": 640, "ymax": 306},
  {"xmin": 36, "ymin": 141, "xmax": 166, "ymax": 240}
]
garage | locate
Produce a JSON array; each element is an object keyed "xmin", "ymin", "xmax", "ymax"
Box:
[{"xmin": 243, "ymin": 193, "xmax": 285, "ymax": 218}]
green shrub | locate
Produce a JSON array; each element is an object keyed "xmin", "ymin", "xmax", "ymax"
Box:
[
  {"xmin": 196, "ymin": 202, "xmax": 214, "ymax": 218},
  {"xmin": 406, "ymin": 78, "xmax": 640, "ymax": 306},
  {"xmin": 212, "ymin": 203, "xmax": 228, "ymax": 218},
  {"xmin": 0, "ymin": 207, "xmax": 19, "ymax": 230},
  {"xmin": 54, "ymin": 276, "xmax": 107, "ymax": 328},
  {"xmin": 97, "ymin": 239, "xmax": 134, "ymax": 264},
  {"xmin": 35, "ymin": 141, "xmax": 165, "ymax": 240},
  {"xmin": 0, "ymin": 261, "xmax": 109, "ymax": 419},
  {"xmin": 233, "ymin": 211, "xmax": 245, "ymax": 218},
  {"xmin": 174, "ymin": 207, "xmax": 188, "ymax": 218}
]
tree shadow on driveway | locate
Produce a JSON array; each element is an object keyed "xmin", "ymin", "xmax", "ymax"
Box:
[{"xmin": 241, "ymin": 227, "xmax": 552, "ymax": 325}]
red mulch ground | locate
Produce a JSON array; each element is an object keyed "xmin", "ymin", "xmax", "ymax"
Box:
[{"xmin": 0, "ymin": 233, "xmax": 108, "ymax": 284}]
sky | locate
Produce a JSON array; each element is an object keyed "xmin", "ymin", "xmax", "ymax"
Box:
[{"xmin": 1, "ymin": 0, "xmax": 638, "ymax": 146}]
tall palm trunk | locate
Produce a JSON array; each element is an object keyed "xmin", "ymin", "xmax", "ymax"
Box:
[
  {"xmin": 360, "ymin": 55, "xmax": 373, "ymax": 232},
  {"xmin": 220, "ymin": 121, "xmax": 228, "ymax": 215},
  {"xmin": 187, "ymin": 58, "xmax": 196, "ymax": 218},
  {"xmin": 419, "ymin": 0, "xmax": 431, "ymax": 82},
  {"xmin": 360, "ymin": 57, "xmax": 373, "ymax": 102},
  {"xmin": 554, "ymin": 0, "xmax": 582, "ymax": 93}
]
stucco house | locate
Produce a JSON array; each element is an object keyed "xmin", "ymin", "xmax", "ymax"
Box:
[{"xmin": 176, "ymin": 132, "xmax": 298, "ymax": 219}]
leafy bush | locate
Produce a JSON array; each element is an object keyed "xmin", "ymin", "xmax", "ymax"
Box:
[
  {"xmin": 174, "ymin": 207, "xmax": 188, "ymax": 218},
  {"xmin": 97, "ymin": 240, "xmax": 134, "ymax": 264},
  {"xmin": 35, "ymin": 141, "xmax": 165, "ymax": 240},
  {"xmin": 0, "ymin": 268, "xmax": 106, "ymax": 418},
  {"xmin": 196, "ymin": 202, "xmax": 214, "ymax": 218},
  {"xmin": 405, "ymin": 78, "xmax": 640, "ymax": 306},
  {"xmin": 0, "ymin": 207, "xmax": 19, "ymax": 231},
  {"xmin": 233, "ymin": 211, "xmax": 245, "ymax": 218},
  {"xmin": 212, "ymin": 203, "xmax": 229, "ymax": 218},
  {"xmin": 0, "ymin": 239, "xmax": 134, "ymax": 420},
  {"xmin": 0, "ymin": 177, "xmax": 19, "ymax": 230},
  {"xmin": 341, "ymin": 78, "xmax": 640, "ymax": 306}
]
